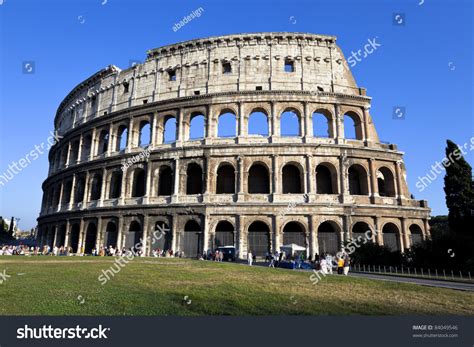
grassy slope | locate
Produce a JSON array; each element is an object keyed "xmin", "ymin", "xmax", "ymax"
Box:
[{"xmin": 0, "ymin": 256, "xmax": 472, "ymax": 316}]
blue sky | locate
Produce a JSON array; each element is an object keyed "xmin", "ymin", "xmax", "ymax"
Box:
[{"xmin": 0, "ymin": 0, "xmax": 472, "ymax": 230}]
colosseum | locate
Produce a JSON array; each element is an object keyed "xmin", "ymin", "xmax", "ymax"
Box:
[{"xmin": 36, "ymin": 32, "xmax": 431, "ymax": 259}]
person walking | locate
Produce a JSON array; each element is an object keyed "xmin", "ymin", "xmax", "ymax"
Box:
[
  {"xmin": 248, "ymin": 251, "xmax": 253, "ymax": 266},
  {"xmin": 337, "ymin": 256, "xmax": 344, "ymax": 274},
  {"xmin": 343, "ymin": 256, "xmax": 350, "ymax": 276}
]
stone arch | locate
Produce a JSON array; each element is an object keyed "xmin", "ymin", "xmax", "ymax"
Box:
[
  {"xmin": 151, "ymin": 220, "xmax": 172, "ymax": 252},
  {"xmin": 247, "ymin": 221, "xmax": 271, "ymax": 257},
  {"xmin": 377, "ymin": 166, "xmax": 396, "ymax": 197},
  {"xmin": 216, "ymin": 163, "xmax": 236, "ymax": 194},
  {"xmin": 312, "ymin": 108, "xmax": 334, "ymax": 138},
  {"xmin": 125, "ymin": 220, "xmax": 143, "ymax": 251},
  {"xmin": 138, "ymin": 120, "xmax": 151, "ymax": 147},
  {"xmin": 382, "ymin": 222, "xmax": 401, "ymax": 251},
  {"xmin": 248, "ymin": 162, "xmax": 270, "ymax": 194},
  {"xmin": 182, "ymin": 219, "xmax": 203, "ymax": 258},
  {"xmin": 214, "ymin": 220, "xmax": 235, "ymax": 248},
  {"xmin": 282, "ymin": 221, "xmax": 307, "ymax": 248},
  {"xmin": 217, "ymin": 110, "xmax": 237, "ymax": 138},
  {"xmin": 70, "ymin": 223, "xmax": 80, "ymax": 253},
  {"xmin": 116, "ymin": 124, "xmax": 128, "ymax": 151},
  {"xmin": 189, "ymin": 111, "xmax": 206, "ymax": 140},
  {"xmin": 348, "ymin": 164, "xmax": 369, "ymax": 195},
  {"xmin": 108, "ymin": 170, "xmax": 122, "ymax": 199},
  {"xmin": 70, "ymin": 139, "xmax": 80, "ymax": 164},
  {"xmin": 89, "ymin": 173, "xmax": 103, "ymax": 201},
  {"xmin": 248, "ymin": 109, "xmax": 269, "ymax": 136},
  {"xmin": 186, "ymin": 162, "xmax": 203, "ymax": 195},
  {"xmin": 62, "ymin": 179, "xmax": 73, "ymax": 205},
  {"xmin": 351, "ymin": 221, "xmax": 373, "ymax": 242},
  {"xmin": 74, "ymin": 175, "xmax": 86, "ymax": 203},
  {"xmin": 97, "ymin": 129, "xmax": 109, "ymax": 155},
  {"xmin": 158, "ymin": 165, "xmax": 174, "ymax": 196},
  {"xmin": 104, "ymin": 220, "xmax": 118, "ymax": 248},
  {"xmin": 84, "ymin": 222, "xmax": 97, "ymax": 254},
  {"xmin": 56, "ymin": 225, "xmax": 67, "ymax": 247},
  {"xmin": 280, "ymin": 108, "xmax": 301, "ymax": 137},
  {"xmin": 317, "ymin": 220, "xmax": 341, "ymax": 254},
  {"xmin": 81, "ymin": 134, "xmax": 92, "ymax": 161},
  {"xmin": 409, "ymin": 224, "xmax": 423, "ymax": 247},
  {"xmin": 316, "ymin": 162, "xmax": 338, "ymax": 194},
  {"xmin": 131, "ymin": 167, "xmax": 146, "ymax": 197},
  {"xmin": 162, "ymin": 115, "xmax": 177, "ymax": 143},
  {"xmin": 343, "ymin": 110, "xmax": 364, "ymax": 140},
  {"xmin": 281, "ymin": 162, "xmax": 303, "ymax": 193}
]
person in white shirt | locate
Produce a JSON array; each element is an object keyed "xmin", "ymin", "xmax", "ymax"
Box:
[{"xmin": 247, "ymin": 251, "xmax": 253, "ymax": 266}]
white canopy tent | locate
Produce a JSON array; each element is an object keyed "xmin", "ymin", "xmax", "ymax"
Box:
[{"xmin": 280, "ymin": 243, "xmax": 306, "ymax": 256}]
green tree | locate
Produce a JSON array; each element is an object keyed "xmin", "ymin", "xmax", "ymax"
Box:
[{"xmin": 443, "ymin": 140, "xmax": 474, "ymax": 234}]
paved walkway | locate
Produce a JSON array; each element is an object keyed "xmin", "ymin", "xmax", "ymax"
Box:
[{"xmin": 348, "ymin": 272, "xmax": 474, "ymax": 292}]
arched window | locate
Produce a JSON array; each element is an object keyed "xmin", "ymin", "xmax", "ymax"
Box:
[
  {"xmin": 218, "ymin": 112, "xmax": 236, "ymax": 137},
  {"xmin": 382, "ymin": 223, "xmax": 401, "ymax": 251},
  {"xmin": 348, "ymin": 164, "xmax": 369, "ymax": 195},
  {"xmin": 247, "ymin": 221, "xmax": 270, "ymax": 257},
  {"xmin": 60, "ymin": 147, "xmax": 68, "ymax": 167},
  {"xmin": 343, "ymin": 112, "xmax": 363, "ymax": 140},
  {"xmin": 158, "ymin": 166, "xmax": 173, "ymax": 196},
  {"xmin": 312, "ymin": 111, "xmax": 331, "ymax": 138},
  {"xmin": 409, "ymin": 224, "xmax": 423, "ymax": 247},
  {"xmin": 248, "ymin": 111, "xmax": 269, "ymax": 136},
  {"xmin": 98, "ymin": 130, "xmax": 109, "ymax": 155},
  {"xmin": 163, "ymin": 117, "xmax": 177, "ymax": 143},
  {"xmin": 316, "ymin": 164, "xmax": 337, "ymax": 194},
  {"xmin": 104, "ymin": 222, "xmax": 118, "ymax": 248},
  {"xmin": 182, "ymin": 220, "xmax": 203, "ymax": 258},
  {"xmin": 84, "ymin": 223, "xmax": 97, "ymax": 254},
  {"xmin": 139, "ymin": 121, "xmax": 151, "ymax": 147},
  {"xmin": 74, "ymin": 177, "xmax": 85, "ymax": 203},
  {"xmin": 81, "ymin": 135, "xmax": 92, "ymax": 161},
  {"xmin": 89, "ymin": 174, "xmax": 102, "ymax": 201},
  {"xmin": 282, "ymin": 164, "xmax": 302, "ymax": 193},
  {"xmin": 215, "ymin": 221, "xmax": 234, "ymax": 247},
  {"xmin": 248, "ymin": 163, "xmax": 270, "ymax": 194},
  {"xmin": 117, "ymin": 125, "xmax": 128, "ymax": 151},
  {"xmin": 109, "ymin": 171, "xmax": 122, "ymax": 199},
  {"xmin": 352, "ymin": 222, "xmax": 372, "ymax": 243},
  {"xmin": 377, "ymin": 167, "xmax": 396, "ymax": 197},
  {"xmin": 189, "ymin": 113, "xmax": 205, "ymax": 140},
  {"xmin": 125, "ymin": 221, "xmax": 143, "ymax": 251},
  {"xmin": 216, "ymin": 164, "xmax": 235, "ymax": 194},
  {"xmin": 318, "ymin": 221, "xmax": 340, "ymax": 254},
  {"xmin": 56, "ymin": 225, "xmax": 66, "ymax": 247},
  {"xmin": 70, "ymin": 140, "xmax": 80, "ymax": 164},
  {"xmin": 280, "ymin": 110, "xmax": 300, "ymax": 136},
  {"xmin": 131, "ymin": 168, "xmax": 146, "ymax": 197},
  {"xmin": 62, "ymin": 180, "xmax": 73, "ymax": 204},
  {"xmin": 70, "ymin": 223, "xmax": 80, "ymax": 253},
  {"xmin": 282, "ymin": 222, "xmax": 306, "ymax": 249},
  {"xmin": 152, "ymin": 221, "xmax": 172, "ymax": 251},
  {"xmin": 186, "ymin": 163, "xmax": 203, "ymax": 195}
]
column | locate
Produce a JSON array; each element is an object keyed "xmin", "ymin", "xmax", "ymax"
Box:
[
  {"xmin": 89, "ymin": 128, "xmax": 97, "ymax": 160},
  {"xmin": 171, "ymin": 214, "xmax": 179, "ymax": 252},
  {"xmin": 203, "ymin": 155, "xmax": 210, "ymax": 196},
  {"xmin": 339, "ymin": 155, "xmax": 348, "ymax": 202},
  {"xmin": 303, "ymin": 101, "xmax": 312, "ymax": 141},
  {"xmin": 423, "ymin": 219, "xmax": 430, "ymax": 240},
  {"xmin": 273, "ymin": 215, "xmax": 281, "ymax": 253},
  {"xmin": 237, "ymin": 102, "xmax": 246, "ymax": 137},
  {"xmin": 374, "ymin": 217, "xmax": 383, "ymax": 246},
  {"xmin": 369, "ymin": 158, "xmax": 378, "ymax": 199},
  {"xmin": 175, "ymin": 108, "xmax": 183, "ymax": 146},
  {"xmin": 335, "ymin": 104, "xmax": 343, "ymax": 143},
  {"xmin": 117, "ymin": 216, "xmax": 124, "ymax": 250},
  {"xmin": 127, "ymin": 118, "xmax": 134, "ymax": 151},
  {"xmin": 142, "ymin": 215, "xmax": 149, "ymax": 257},
  {"xmin": 172, "ymin": 157, "xmax": 180, "ymax": 201},
  {"xmin": 306, "ymin": 155, "xmax": 313, "ymax": 199},
  {"xmin": 203, "ymin": 214, "xmax": 210, "ymax": 253},
  {"xmin": 69, "ymin": 174, "xmax": 76, "ymax": 210},
  {"xmin": 95, "ymin": 217, "xmax": 103, "ymax": 251},
  {"xmin": 64, "ymin": 220, "xmax": 71, "ymax": 249},
  {"xmin": 395, "ymin": 161, "xmax": 404, "ymax": 199},
  {"xmin": 57, "ymin": 182, "xmax": 64, "ymax": 212},
  {"xmin": 310, "ymin": 215, "xmax": 318, "ymax": 257},
  {"xmin": 151, "ymin": 112, "xmax": 158, "ymax": 147},
  {"xmin": 120, "ymin": 168, "xmax": 127, "ymax": 204},
  {"xmin": 77, "ymin": 219, "xmax": 85, "ymax": 254},
  {"xmin": 65, "ymin": 142, "xmax": 71, "ymax": 167},
  {"xmin": 76, "ymin": 134, "xmax": 83, "ymax": 164},
  {"xmin": 272, "ymin": 154, "xmax": 279, "ymax": 194},
  {"xmin": 270, "ymin": 102, "xmax": 278, "ymax": 140},
  {"xmin": 144, "ymin": 163, "xmax": 153, "ymax": 203},
  {"xmin": 107, "ymin": 123, "xmax": 114, "ymax": 156},
  {"xmin": 82, "ymin": 171, "xmax": 91, "ymax": 206},
  {"xmin": 237, "ymin": 156, "xmax": 245, "ymax": 195},
  {"xmin": 400, "ymin": 218, "xmax": 409, "ymax": 251},
  {"xmin": 52, "ymin": 226, "xmax": 58, "ymax": 248},
  {"xmin": 362, "ymin": 106, "xmax": 370, "ymax": 144}
]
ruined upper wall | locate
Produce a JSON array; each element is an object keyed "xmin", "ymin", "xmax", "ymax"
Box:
[{"xmin": 54, "ymin": 32, "xmax": 365, "ymax": 134}]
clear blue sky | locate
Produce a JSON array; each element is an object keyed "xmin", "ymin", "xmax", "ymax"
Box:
[{"xmin": 0, "ymin": 0, "xmax": 472, "ymax": 230}]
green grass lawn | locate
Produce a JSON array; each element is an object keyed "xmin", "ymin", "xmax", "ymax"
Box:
[{"xmin": 0, "ymin": 256, "xmax": 472, "ymax": 316}]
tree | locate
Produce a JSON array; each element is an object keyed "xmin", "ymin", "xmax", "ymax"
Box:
[{"xmin": 443, "ymin": 140, "xmax": 474, "ymax": 234}]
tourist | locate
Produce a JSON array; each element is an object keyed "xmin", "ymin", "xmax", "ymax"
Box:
[
  {"xmin": 337, "ymin": 256, "xmax": 344, "ymax": 274},
  {"xmin": 247, "ymin": 251, "xmax": 253, "ymax": 266},
  {"xmin": 343, "ymin": 256, "xmax": 350, "ymax": 276}
]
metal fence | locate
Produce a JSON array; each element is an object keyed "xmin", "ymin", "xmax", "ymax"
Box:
[{"xmin": 350, "ymin": 264, "xmax": 473, "ymax": 282}]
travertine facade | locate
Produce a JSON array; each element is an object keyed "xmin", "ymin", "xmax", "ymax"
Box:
[{"xmin": 37, "ymin": 32, "xmax": 430, "ymax": 258}]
